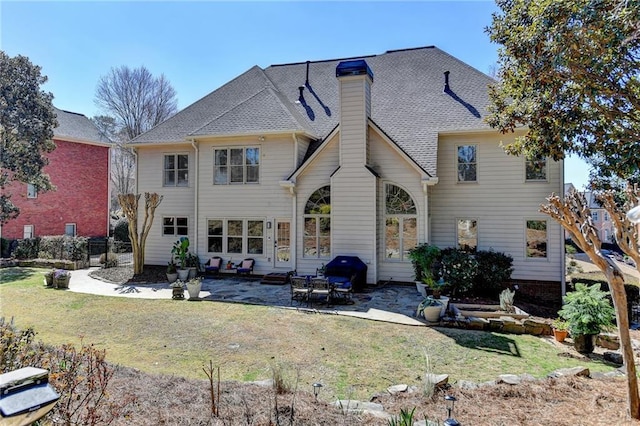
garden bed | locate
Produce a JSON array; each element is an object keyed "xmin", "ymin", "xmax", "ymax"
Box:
[{"xmin": 452, "ymin": 303, "xmax": 530, "ymax": 320}]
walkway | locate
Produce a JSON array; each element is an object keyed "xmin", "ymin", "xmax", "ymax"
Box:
[{"xmin": 67, "ymin": 268, "xmax": 426, "ymax": 326}]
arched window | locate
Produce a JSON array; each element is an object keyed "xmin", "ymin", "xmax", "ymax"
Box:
[
  {"xmin": 385, "ymin": 183, "xmax": 417, "ymax": 260},
  {"xmin": 304, "ymin": 186, "xmax": 331, "ymax": 258}
]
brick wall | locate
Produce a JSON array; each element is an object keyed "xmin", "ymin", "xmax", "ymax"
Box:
[
  {"xmin": 510, "ymin": 279, "xmax": 563, "ymax": 305},
  {"xmin": 1, "ymin": 139, "xmax": 109, "ymax": 239}
]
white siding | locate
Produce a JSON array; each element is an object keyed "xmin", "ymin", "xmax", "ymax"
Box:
[
  {"xmin": 369, "ymin": 129, "xmax": 423, "ymax": 282},
  {"xmin": 430, "ymin": 133, "xmax": 564, "ymax": 282},
  {"xmin": 136, "ymin": 144, "xmax": 195, "ymax": 266},
  {"xmin": 338, "ymin": 77, "xmax": 368, "ymax": 167}
]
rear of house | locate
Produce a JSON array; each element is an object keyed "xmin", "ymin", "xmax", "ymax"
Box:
[{"xmin": 130, "ymin": 46, "xmax": 564, "ymax": 301}]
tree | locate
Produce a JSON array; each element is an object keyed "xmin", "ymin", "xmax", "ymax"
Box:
[
  {"xmin": 0, "ymin": 51, "xmax": 57, "ymax": 224},
  {"xmin": 94, "ymin": 66, "xmax": 178, "ymax": 141},
  {"xmin": 487, "ymin": 0, "xmax": 640, "ymax": 418},
  {"xmin": 118, "ymin": 193, "xmax": 163, "ymax": 275}
]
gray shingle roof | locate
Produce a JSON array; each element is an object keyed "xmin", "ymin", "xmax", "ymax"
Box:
[
  {"xmin": 53, "ymin": 107, "xmax": 110, "ymax": 144},
  {"xmin": 131, "ymin": 46, "xmax": 494, "ymax": 174}
]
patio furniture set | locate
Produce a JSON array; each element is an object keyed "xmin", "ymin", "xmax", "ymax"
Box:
[{"xmin": 290, "ymin": 273, "xmax": 354, "ymax": 307}]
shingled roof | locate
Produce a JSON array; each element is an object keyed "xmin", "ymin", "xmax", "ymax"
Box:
[
  {"xmin": 131, "ymin": 46, "xmax": 494, "ymax": 174},
  {"xmin": 54, "ymin": 107, "xmax": 110, "ymax": 144}
]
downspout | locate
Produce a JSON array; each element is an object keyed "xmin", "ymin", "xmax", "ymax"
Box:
[
  {"xmin": 132, "ymin": 147, "xmax": 139, "ymax": 194},
  {"xmin": 292, "ymin": 133, "xmax": 299, "ymax": 170},
  {"xmin": 291, "ymin": 133, "xmax": 299, "ymax": 272},
  {"xmin": 190, "ymin": 139, "xmax": 199, "ymax": 256}
]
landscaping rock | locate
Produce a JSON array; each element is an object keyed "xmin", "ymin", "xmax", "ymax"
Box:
[
  {"xmin": 251, "ymin": 379, "xmax": 273, "ymax": 387},
  {"xmin": 603, "ymin": 351, "xmax": 623, "ymax": 365},
  {"xmin": 548, "ymin": 366, "xmax": 590, "ymax": 378},
  {"xmin": 458, "ymin": 380, "xmax": 478, "ymax": 390},
  {"xmin": 424, "ymin": 374, "xmax": 449, "ymax": 388},
  {"xmin": 488, "ymin": 318, "xmax": 504, "ymax": 331},
  {"xmin": 497, "ymin": 374, "xmax": 521, "ymax": 385},
  {"xmin": 467, "ymin": 317, "xmax": 489, "ymax": 331},
  {"xmin": 597, "ymin": 333, "xmax": 620, "ymax": 350},
  {"xmin": 523, "ymin": 319, "xmax": 551, "ymax": 335},
  {"xmin": 334, "ymin": 400, "xmax": 386, "ymax": 418},
  {"xmin": 387, "ymin": 384, "xmax": 408, "ymax": 394},
  {"xmin": 502, "ymin": 321, "xmax": 525, "ymax": 334}
]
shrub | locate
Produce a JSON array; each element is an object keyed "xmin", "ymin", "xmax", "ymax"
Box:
[
  {"xmin": 38, "ymin": 235, "xmax": 88, "ymax": 261},
  {"xmin": 407, "ymin": 243, "xmax": 441, "ymax": 282},
  {"xmin": 439, "ymin": 248, "xmax": 478, "ymax": 296},
  {"xmin": 565, "ymin": 244, "xmax": 577, "ymax": 255},
  {"xmin": 113, "ymin": 217, "xmax": 130, "ymax": 242},
  {"xmin": 559, "ymin": 282, "xmax": 615, "ymax": 336},
  {"xmin": 99, "ymin": 251, "xmax": 119, "ymax": 268},
  {"xmin": 473, "ymin": 250, "xmax": 514, "ymax": 298},
  {"xmin": 13, "ymin": 237, "xmax": 40, "ymax": 259}
]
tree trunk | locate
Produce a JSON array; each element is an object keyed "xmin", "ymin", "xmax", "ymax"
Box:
[{"xmin": 542, "ymin": 191, "xmax": 639, "ymax": 419}]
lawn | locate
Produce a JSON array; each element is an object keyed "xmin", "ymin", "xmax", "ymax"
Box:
[{"xmin": 1, "ymin": 267, "xmax": 616, "ymax": 402}]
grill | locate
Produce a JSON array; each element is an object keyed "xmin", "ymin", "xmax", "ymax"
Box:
[{"xmin": 324, "ymin": 256, "xmax": 368, "ymax": 292}]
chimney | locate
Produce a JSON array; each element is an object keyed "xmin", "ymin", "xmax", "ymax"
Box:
[{"xmin": 444, "ymin": 71, "xmax": 450, "ymax": 92}]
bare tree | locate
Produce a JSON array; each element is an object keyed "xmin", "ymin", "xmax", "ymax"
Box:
[
  {"xmin": 95, "ymin": 66, "xmax": 178, "ymax": 141},
  {"xmin": 118, "ymin": 193, "xmax": 163, "ymax": 275}
]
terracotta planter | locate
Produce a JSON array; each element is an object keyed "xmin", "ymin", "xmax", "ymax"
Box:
[
  {"xmin": 573, "ymin": 334, "xmax": 596, "ymax": 354},
  {"xmin": 553, "ymin": 329, "xmax": 568, "ymax": 342}
]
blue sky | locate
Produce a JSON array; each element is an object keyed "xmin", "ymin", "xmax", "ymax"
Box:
[{"xmin": 1, "ymin": 0, "xmax": 589, "ymax": 188}]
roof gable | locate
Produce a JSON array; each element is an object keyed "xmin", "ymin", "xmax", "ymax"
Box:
[{"xmin": 54, "ymin": 107, "xmax": 110, "ymax": 144}]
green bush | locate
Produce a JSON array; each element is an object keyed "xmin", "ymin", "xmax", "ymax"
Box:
[
  {"xmin": 473, "ymin": 250, "xmax": 514, "ymax": 297},
  {"xmin": 407, "ymin": 243, "xmax": 441, "ymax": 282},
  {"xmin": 439, "ymin": 247, "xmax": 478, "ymax": 296},
  {"xmin": 13, "ymin": 237, "xmax": 40, "ymax": 259},
  {"xmin": 565, "ymin": 244, "xmax": 577, "ymax": 255},
  {"xmin": 559, "ymin": 282, "xmax": 615, "ymax": 335},
  {"xmin": 113, "ymin": 217, "xmax": 130, "ymax": 242}
]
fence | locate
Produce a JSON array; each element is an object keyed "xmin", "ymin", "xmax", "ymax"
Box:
[{"xmin": 88, "ymin": 238, "xmax": 133, "ymax": 268}]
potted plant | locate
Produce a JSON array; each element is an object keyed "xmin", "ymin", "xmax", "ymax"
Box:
[
  {"xmin": 171, "ymin": 280, "xmax": 185, "ymax": 300},
  {"xmin": 551, "ymin": 318, "xmax": 569, "ymax": 343},
  {"xmin": 186, "ymin": 276, "xmax": 202, "ymax": 300},
  {"xmin": 171, "ymin": 237, "xmax": 191, "ymax": 280},
  {"xmin": 44, "ymin": 270, "xmax": 54, "ymax": 287},
  {"xmin": 186, "ymin": 253, "xmax": 200, "ymax": 279},
  {"xmin": 408, "ymin": 244, "xmax": 441, "ymax": 285},
  {"xmin": 53, "ymin": 269, "xmax": 70, "ymax": 289},
  {"xmin": 416, "ymin": 297, "xmax": 443, "ymax": 323},
  {"xmin": 558, "ymin": 283, "xmax": 615, "ymax": 354},
  {"xmin": 166, "ymin": 261, "xmax": 178, "ymax": 283}
]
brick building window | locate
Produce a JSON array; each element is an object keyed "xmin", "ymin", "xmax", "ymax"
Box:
[
  {"xmin": 23, "ymin": 225, "xmax": 34, "ymax": 239},
  {"xmin": 27, "ymin": 184, "xmax": 37, "ymax": 198},
  {"xmin": 65, "ymin": 223, "xmax": 76, "ymax": 236}
]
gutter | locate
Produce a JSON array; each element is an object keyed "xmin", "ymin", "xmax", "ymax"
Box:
[{"xmin": 190, "ymin": 139, "xmax": 199, "ymax": 254}]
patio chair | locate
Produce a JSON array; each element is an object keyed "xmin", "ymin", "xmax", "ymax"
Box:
[
  {"xmin": 290, "ymin": 276, "xmax": 310, "ymax": 306},
  {"xmin": 236, "ymin": 258, "xmax": 255, "ymax": 275},
  {"xmin": 204, "ymin": 256, "xmax": 223, "ymax": 276},
  {"xmin": 333, "ymin": 274, "xmax": 354, "ymax": 302},
  {"xmin": 309, "ymin": 277, "xmax": 331, "ymax": 306}
]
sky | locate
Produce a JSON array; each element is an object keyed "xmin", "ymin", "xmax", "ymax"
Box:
[{"xmin": 0, "ymin": 0, "xmax": 590, "ymax": 189}]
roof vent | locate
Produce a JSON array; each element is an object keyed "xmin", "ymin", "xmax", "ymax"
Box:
[
  {"xmin": 444, "ymin": 71, "xmax": 451, "ymax": 92},
  {"xmin": 298, "ymin": 86, "xmax": 305, "ymax": 99},
  {"xmin": 336, "ymin": 60, "xmax": 374, "ymax": 81},
  {"xmin": 305, "ymin": 61, "xmax": 310, "ymax": 87}
]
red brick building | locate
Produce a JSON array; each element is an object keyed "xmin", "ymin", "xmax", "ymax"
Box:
[{"xmin": 1, "ymin": 107, "xmax": 112, "ymax": 239}]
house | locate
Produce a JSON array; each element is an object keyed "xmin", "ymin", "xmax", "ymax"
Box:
[
  {"xmin": 1, "ymin": 107, "xmax": 112, "ymax": 240},
  {"xmin": 564, "ymin": 183, "xmax": 614, "ymax": 244},
  {"xmin": 130, "ymin": 46, "xmax": 564, "ymax": 300}
]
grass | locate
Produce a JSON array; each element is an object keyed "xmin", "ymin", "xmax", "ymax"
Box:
[{"xmin": 1, "ymin": 267, "xmax": 617, "ymax": 402}]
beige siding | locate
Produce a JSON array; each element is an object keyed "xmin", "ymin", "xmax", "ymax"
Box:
[
  {"xmin": 295, "ymin": 136, "xmax": 340, "ymax": 275},
  {"xmin": 338, "ymin": 77, "xmax": 368, "ymax": 167},
  {"xmin": 369, "ymin": 129, "xmax": 424, "ymax": 282},
  {"xmin": 430, "ymin": 133, "xmax": 564, "ymax": 282},
  {"xmin": 136, "ymin": 144, "xmax": 195, "ymax": 266}
]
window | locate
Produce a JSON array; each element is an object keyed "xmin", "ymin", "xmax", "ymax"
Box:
[
  {"xmin": 163, "ymin": 217, "xmax": 188, "ymax": 236},
  {"xmin": 525, "ymin": 156, "xmax": 547, "ymax": 181},
  {"xmin": 457, "ymin": 145, "xmax": 477, "ymax": 182},
  {"xmin": 604, "ymin": 212, "xmax": 610, "ymax": 221},
  {"xmin": 207, "ymin": 219, "xmax": 264, "ymax": 254},
  {"xmin": 526, "ymin": 220, "xmax": 547, "ymax": 258},
  {"xmin": 303, "ymin": 186, "xmax": 331, "ymax": 258},
  {"xmin": 385, "ymin": 184, "xmax": 417, "ymax": 260},
  {"xmin": 457, "ymin": 219, "xmax": 477, "ymax": 253},
  {"xmin": 164, "ymin": 154, "xmax": 189, "ymax": 187},
  {"xmin": 592, "ymin": 211, "xmax": 599, "ymax": 221},
  {"xmin": 214, "ymin": 147, "xmax": 260, "ymax": 184},
  {"xmin": 27, "ymin": 184, "xmax": 37, "ymax": 198},
  {"xmin": 23, "ymin": 225, "xmax": 34, "ymax": 239},
  {"xmin": 65, "ymin": 223, "xmax": 76, "ymax": 236}
]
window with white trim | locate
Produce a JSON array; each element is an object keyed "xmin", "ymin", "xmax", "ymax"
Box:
[
  {"xmin": 457, "ymin": 145, "xmax": 477, "ymax": 182},
  {"xmin": 526, "ymin": 220, "xmax": 547, "ymax": 258},
  {"xmin": 385, "ymin": 183, "xmax": 417, "ymax": 260},
  {"xmin": 27, "ymin": 184, "xmax": 37, "ymax": 198},
  {"xmin": 207, "ymin": 218, "xmax": 264, "ymax": 254},
  {"xmin": 23, "ymin": 225, "xmax": 34, "ymax": 239},
  {"xmin": 214, "ymin": 147, "xmax": 260, "ymax": 184},
  {"xmin": 163, "ymin": 154, "xmax": 189, "ymax": 187},
  {"xmin": 163, "ymin": 217, "xmax": 188, "ymax": 236},
  {"xmin": 525, "ymin": 156, "xmax": 547, "ymax": 181},
  {"xmin": 592, "ymin": 211, "xmax": 599, "ymax": 221},
  {"xmin": 457, "ymin": 219, "xmax": 477, "ymax": 253},
  {"xmin": 65, "ymin": 223, "xmax": 76, "ymax": 236},
  {"xmin": 303, "ymin": 186, "xmax": 331, "ymax": 258}
]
